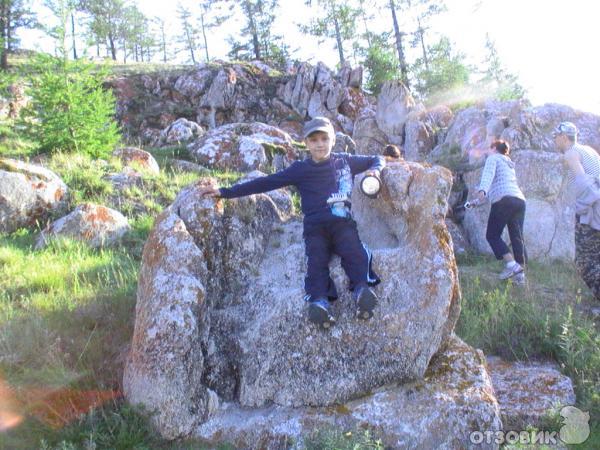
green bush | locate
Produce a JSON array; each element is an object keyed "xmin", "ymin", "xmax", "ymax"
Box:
[{"xmin": 22, "ymin": 54, "xmax": 121, "ymax": 158}]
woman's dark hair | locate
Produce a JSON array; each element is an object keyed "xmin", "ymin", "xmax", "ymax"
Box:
[
  {"xmin": 383, "ymin": 144, "xmax": 403, "ymax": 159},
  {"xmin": 490, "ymin": 140, "xmax": 510, "ymax": 155}
]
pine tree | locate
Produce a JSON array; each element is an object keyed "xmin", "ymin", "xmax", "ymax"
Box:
[
  {"xmin": 301, "ymin": 0, "xmax": 360, "ymax": 65},
  {"xmin": 199, "ymin": 0, "xmax": 231, "ymax": 62},
  {"xmin": 23, "ymin": 54, "xmax": 121, "ymax": 158},
  {"xmin": 177, "ymin": 2, "xmax": 199, "ymax": 64},
  {"xmin": 80, "ymin": 0, "xmax": 127, "ymax": 61},
  {"xmin": 410, "ymin": 35, "xmax": 471, "ymax": 102},
  {"xmin": 480, "ymin": 33, "xmax": 525, "ymax": 100},
  {"xmin": 0, "ymin": 0, "xmax": 38, "ymax": 69},
  {"xmin": 361, "ymin": 32, "xmax": 399, "ymax": 94}
]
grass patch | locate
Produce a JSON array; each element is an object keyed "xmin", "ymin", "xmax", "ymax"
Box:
[
  {"xmin": 1, "ymin": 400, "xmax": 161, "ymax": 450},
  {"xmin": 304, "ymin": 428, "xmax": 384, "ymax": 449},
  {"xmin": 457, "ymin": 254, "xmax": 600, "ymax": 438},
  {"xmin": 0, "ymin": 121, "xmax": 38, "ymax": 159}
]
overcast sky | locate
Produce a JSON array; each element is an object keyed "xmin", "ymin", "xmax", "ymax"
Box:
[{"xmin": 20, "ymin": 0, "xmax": 600, "ymax": 115}]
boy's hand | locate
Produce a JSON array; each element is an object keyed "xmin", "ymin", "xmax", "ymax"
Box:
[
  {"xmin": 364, "ymin": 170, "xmax": 379, "ymax": 177},
  {"xmin": 200, "ymin": 186, "xmax": 222, "ymax": 198}
]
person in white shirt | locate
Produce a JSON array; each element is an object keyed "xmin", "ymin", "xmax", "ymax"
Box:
[
  {"xmin": 472, "ymin": 140, "xmax": 527, "ymax": 282},
  {"xmin": 553, "ymin": 121, "xmax": 600, "ymax": 301}
]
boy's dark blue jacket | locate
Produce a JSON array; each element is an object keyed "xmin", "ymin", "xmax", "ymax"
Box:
[{"xmin": 219, "ymin": 153, "xmax": 385, "ymax": 224}]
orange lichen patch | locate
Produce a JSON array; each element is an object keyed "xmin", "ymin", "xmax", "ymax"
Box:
[
  {"xmin": 19, "ymin": 387, "xmax": 121, "ymax": 429},
  {"xmin": 54, "ymin": 187, "xmax": 65, "ymax": 202},
  {"xmin": 80, "ymin": 204, "xmax": 117, "ymax": 227}
]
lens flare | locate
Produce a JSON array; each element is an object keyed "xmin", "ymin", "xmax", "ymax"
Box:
[{"xmin": 0, "ymin": 375, "xmax": 121, "ymax": 431}]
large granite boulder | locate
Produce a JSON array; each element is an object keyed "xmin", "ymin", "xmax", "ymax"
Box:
[
  {"xmin": 463, "ymin": 151, "xmax": 574, "ymax": 261},
  {"xmin": 187, "ymin": 122, "xmax": 300, "ymax": 172},
  {"xmin": 0, "ymin": 158, "xmax": 67, "ymax": 233},
  {"xmin": 196, "ymin": 335, "xmax": 502, "ymax": 450},
  {"xmin": 352, "ymin": 108, "xmax": 389, "ymax": 156},
  {"xmin": 375, "ymin": 80, "xmax": 416, "ymax": 141},
  {"xmin": 124, "ymin": 161, "xmax": 461, "ymax": 439},
  {"xmin": 35, "ymin": 203, "xmax": 130, "ymax": 249}
]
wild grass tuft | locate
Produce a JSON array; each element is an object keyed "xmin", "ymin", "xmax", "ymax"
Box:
[{"xmin": 457, "ymin": 255, "xmax": 600, "ymax": 433}]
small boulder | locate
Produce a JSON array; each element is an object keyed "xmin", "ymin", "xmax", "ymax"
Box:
[
  {"xmin": 0, "ymin": 158, "xmax": 67, "ymax": 233},
  {"xmin": 159, "ymin": 118, "xmax": 204, "ymax": 146},
  {"xmin": 35, "ymin": 203, "xmax": 130, "ymax": 249},
  {"xmin": 169, "ymin": 159, "xmax": 209, "ymax": 175},
  {"xmin": 113, "ymin": 147, "xmax": 160, "ymax": 175}
]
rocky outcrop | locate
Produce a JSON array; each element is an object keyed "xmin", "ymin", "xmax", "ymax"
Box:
[
  {"xmin": 429, "ymin": 100, "xmax": 600, "ymax": 170},
  {"xmin": 110, "ymin": 61, "xmax": 369, "ymax": 143},
  {"xmin": 196, "ymin": 335, "xmax": 502, "ymax": 450},
  {"xmin": 0, "ymin": 158, "xmax": 67, "ymax": 233},
  {"xmin": 124, "ymin": 161, "xmax": 461, "ymax": 439},
  {"xmin": 280, "ymin": 62, "xmax": 358, "ymax": 134},
  {"xmin": 113, "ymin": 147, "xmax": 160, "ymax": 175},
  {"xmin": 187, "ymin": 122, "xmax": 300, "ymax": 172},
  {"xmin": 35, "ymin": 203, "xmax": 130, "ymax": 249},
  {"xmin": 487, "ymin": 356, "xmax": 576, "ymax": 430}
]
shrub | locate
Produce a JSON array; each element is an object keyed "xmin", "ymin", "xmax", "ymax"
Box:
[{"xmin": 22, "ymin": 54, "xmax": 121, "ymax": 158}]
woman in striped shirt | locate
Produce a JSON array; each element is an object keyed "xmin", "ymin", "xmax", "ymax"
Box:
[{"xmin": 472, "ymin": 140, "xmax": 527, "ymax": 282}]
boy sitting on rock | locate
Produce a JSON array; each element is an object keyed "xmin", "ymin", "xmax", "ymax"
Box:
[{"xmin": 202, "ymin": 117, "xmax": 384, "ymax": 328}]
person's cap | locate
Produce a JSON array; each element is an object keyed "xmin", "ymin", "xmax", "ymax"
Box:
[
  {"xmin": 552, "ymin": 121, "xmax": 578, "ymax": 138},
  {"xmin": 302, "ymin": 116, "xmax": 334, "ymax": 139}
]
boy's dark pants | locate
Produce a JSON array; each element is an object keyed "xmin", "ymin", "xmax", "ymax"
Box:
[
  {"xmin": 303, "ymin": 217, "xmax": 380, "ymax": 302},
  {"xmin": 485, "ymin": 196, "xmax": 527, "ymax": 265}
]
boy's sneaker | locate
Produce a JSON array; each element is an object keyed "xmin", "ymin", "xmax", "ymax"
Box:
[
  {"xmin": 307, "ymin": 298, "xmax": 335, "ymax": 329},
  {"xmin": 498, "ymin": 262, "xmax": 524, "ymax": 280},
  {"xmin": 354, "ymin": 286, "xmax": 377, "ymax": 320}
]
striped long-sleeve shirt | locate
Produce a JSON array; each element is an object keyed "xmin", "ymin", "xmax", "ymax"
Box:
[
  {"xmin": 477, "ymin": 153, "xmax": 525, "ymax": 204},
  {"xmin": 566, "ymin": 143, "xmax": 600, "ymax": 187}
]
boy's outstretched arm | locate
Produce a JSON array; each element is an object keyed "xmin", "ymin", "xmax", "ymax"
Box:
[
  {"xmin": 201, "ymin": 163, "xmax": 300, "ymax": 199},
  {"xmin": 348, "ymin": 154, "xmax": 386, "ymax": 177}
]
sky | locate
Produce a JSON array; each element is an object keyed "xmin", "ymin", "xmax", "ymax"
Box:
[{"xmin": 19, "ymin": 0, "xmax": 600, "ymax": 115}]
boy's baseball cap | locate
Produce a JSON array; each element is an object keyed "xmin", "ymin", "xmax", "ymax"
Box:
[
  {"xmin": 552, "ymin": 121, "xmax": 578, "ymax": 137},
  {"xmin": 302, "ymin": 116, "xmax": 334, "ymax": 139}
]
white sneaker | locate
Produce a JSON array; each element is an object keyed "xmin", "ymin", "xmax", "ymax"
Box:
[
  {"xmin": 512, "ymin": 272, "xmax": 526, "ymax": 285},
  {"xmin": 499, "ymin": 263, "xmax": 524, "ymax": 280}
]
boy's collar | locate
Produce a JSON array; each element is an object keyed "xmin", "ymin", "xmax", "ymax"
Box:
[{"xmin": 310, "ymin": 155, "xmax": 332, "ymax": 164}]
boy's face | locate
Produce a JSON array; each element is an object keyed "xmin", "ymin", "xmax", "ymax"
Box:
[{"xmin": 305, "ymin": 131, "xmax": 334, "ymax": 162}]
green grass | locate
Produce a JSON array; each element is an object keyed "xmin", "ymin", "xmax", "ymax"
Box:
[
  {"xmin": 456, "ymin": 254, "xmax": 600, "ymax": 447},
  {"xmin": 0, "ymin": 121, "xmax": 37, "ymax": 158},
  {"xmin": 303, "ymin": 428, "xmax": 384, "ymax": 449}
]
